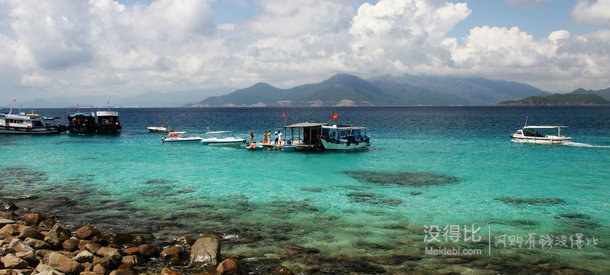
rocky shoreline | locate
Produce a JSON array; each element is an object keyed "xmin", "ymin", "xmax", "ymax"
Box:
[{"xmin": 0, "ymin": 202, "xmax": 293, "ymax": 275}]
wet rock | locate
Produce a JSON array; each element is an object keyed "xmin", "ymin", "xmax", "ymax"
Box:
[
  {"xmin": 109, "ymin": 270, "xmax": 133, "ymax": 275},
  {"xmin": 0, "ymin": 224, "xmax": 20, "ymax": 236},
  {"xmin": 92, "ymin": 255, "xmax": 121, "ymax": 270},
  {"xmin": 35, "ymin": 263, "xmax": 63, "ymax": 275},
  {"xmin": 190, "ymin": 237, "xmax": 219, "ymax": 265},
  {"xmin": 175, "ymin": 235, "xmax": 196, "ymax": 246},
  {"xmin": 494, "ymin": 197, "xmax": 566, "ymax": 205},
  {"xmin": 217, "ymin": 257, "xmax": 239, "ymax": 274},
  {"xmin": 43, "ymin": 252, "xmax": 84, "ymax": 274},
  {"xmin": 85, "ymin": 243, "xmax": 102, "ymax": 254},
  {"xmin": 0, "ymin": 211, "xmax": 14, "ymax": 220},
  {"xmin": 74, "ymin": 250, "xmax": 94, "ymax": 263},
  {"xmin": 343, "ymin": 171, "xmax": 460, "ymax": 186},
  {"xmin": 281, "ymin": 244, "xmax": 320, "ymax": 255},
  {"xmin": 62, "ymin": 239, "xmax": 80, "ymax": 252},
  {"xmin": 121, "ymin": 255, "xmax": 143, "ymax": 266},
  {"xmin": 9, "ymin": 238, "xmax": 34, "ymax": 253},
  {"xmin": 557, "ymin": 213, "xmax": 591, "ymax": 219},
  {"xmin": 160, "ymin": 245, "xmax": 185, "ymax": 265},
  {"xmin": 76, "ymin": 226, "xmax": 101, "ymax": 240},
  {"xmin": 137, "ymin": 244, "xmax": 158, "ymax": 258},
  {"xmin": 22, "ymin": 213, "xmax": 45, "ymax": 226},
  {"xmin": 1, "ymin": 254, "xmax": 29, "ymax": 269},
  {"xmin": 0, "ymin": 218, "xmax": 15, "ymax": 226},
  {"xmin": 272, "ymin": 265, "xmax": 294, "ymax": 275},
  {"xmin": 122, "ymin": 247, "xmax": 139, "ymax": 255},
  {"xmin": 15, "ymin": 250, "xmax": 37, "ymax": 266},
  {"xmin": 38, "ymin": 218, "xmax": 57, "ymax": 230},
  {"xmin": 24, "ymin": 237, "xmax": 51, "ymax": 250},
  {"xmin": 161, "ymin": 267, "xmax": 182, "ymax": 275},
  {"xmin": 1, "ymin": 202, "xmax": 18, "ymax": 211},
  {"xmin": 44, "ymin": 223, "xmax": 71, "ymax": 247},
  {"xmin": 18, "ymin": 226, "xmax": 43, "ymax": 240},
  {"xmin": 95, "ymin": 247, "xmax": 122, "ymax": 269},
  {"xmin": 78, "ymin": 240, "xmax": 92, "ymax": 251},
  {"xmin": 92, "ymin": 263, "xmax": 106, "ymax": 274}
]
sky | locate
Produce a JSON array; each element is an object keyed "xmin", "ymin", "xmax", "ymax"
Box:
[{"xmin": 0, "ymin": 0, "xmax": 609, "ymax": 103}]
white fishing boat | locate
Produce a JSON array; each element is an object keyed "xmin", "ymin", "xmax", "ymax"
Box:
[
  {"xmin": 200, "ymin": 131, "xmax": 246, "ymax": 146},
  {"xmin": 511, "ymin": 125, "xmax": 572, "ymax": 144},
  {"xmin": 0, "ymin": 110, "xmax": 67, "ymax": 134},
  {"xmin": 161, "ymin": 132, "xmax": 202, "ymax": 143}
]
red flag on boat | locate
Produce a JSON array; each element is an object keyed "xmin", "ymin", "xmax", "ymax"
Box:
[
  {"xmin": 331, "ymin": 114, "xmax": 338, "ymax": 119},
  {"xmin": 13, "ymin": 99, "xmax": 16, "ymax": 103},
  {"xmin": 107, "ymin": 100, "xmax": 110, "ymax": 105},
  {"xmin": 77, "ymin": 102, "xmax": 79, "ymax": 107},
  {"xmin": 282, "ymin": 113, "xmax": 286, "ymax": 118}
]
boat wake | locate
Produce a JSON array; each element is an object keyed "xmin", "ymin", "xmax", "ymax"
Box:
[{"xmin": 562, "ymin": 142, "xmax": 610, "ymax": 148}]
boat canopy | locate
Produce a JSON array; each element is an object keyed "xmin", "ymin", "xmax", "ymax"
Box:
[
  {"xmin": 68, "ymin": 112, "xmax": 93, "ymax": 117},
  {"xmin": 321, "ymin": 125, "xmax": 367, "ymax": 130},
  {"xmin": 522, "ymin": 126, "xmax": 567, "ymax": 129},
  {"xmin": 96, "ymin": 111, "xmax": 119, "ymax": 117},
  {"xmin": 285, "ymin": 122, "xmax": 328, "ymax": 128}
]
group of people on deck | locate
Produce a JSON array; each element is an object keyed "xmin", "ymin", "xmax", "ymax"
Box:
[{"xmin": 249, "ymin": 130, "xmax": 283, "ymax": 145}]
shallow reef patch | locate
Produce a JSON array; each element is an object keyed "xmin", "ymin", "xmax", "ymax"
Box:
[
  {"xmin": 343, "ymin": 171, "xmax": 460, "ymax": 187},
  {"xmin": 494, "ymin": 197, "xmax": 566, "ymax": 205}
]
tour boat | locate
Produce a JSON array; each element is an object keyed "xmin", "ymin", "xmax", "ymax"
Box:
[
  {"xmin": 68, "ymin": 112, "xmax": 97, "ymax": 134},
  {"xmin": 283, "ymin": 122, "xmax": 371, "ymax": 151},
  {"xmin": 95, "ymin": 111, "xmax": 121, "ymax": 134},
  {"xmin": 0, "ymin": 110, "xmax": 67, "ymax": 134},
  {"xmin": 200, "ymin": 131, "xmax": 246, "ymax": 146},
  {"xmin": 162, "ymin": 132, "xmax": 202, "ymax": 143},
  {"xmin": 511, "ymin": 125, "xmax": 572, "ymax": 144},
  {"xmin": 320, "ymin": 125, "xmax": 371, "ymax": 150}
]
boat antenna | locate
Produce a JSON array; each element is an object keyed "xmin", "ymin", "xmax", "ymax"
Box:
[{"xmin": 524, "ymin": 116, "xmax": 528, "ymax": 127}]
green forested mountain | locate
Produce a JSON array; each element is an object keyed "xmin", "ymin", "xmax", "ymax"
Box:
[
  {"xmin": 498, "ymin": 93, "xmax": 609, "ymax": 106},
  {"xmin": 570, "ymin": 87, "xmax": 610, "ymax": 100},
  {"xmin": 192, "ymin": 74, "xmax": 551, "ymax": 107}
]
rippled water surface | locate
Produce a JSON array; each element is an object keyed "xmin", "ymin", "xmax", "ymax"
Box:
[{"xmin": 1, "ymin": 106, "xmax": 609, "ymax": 273}]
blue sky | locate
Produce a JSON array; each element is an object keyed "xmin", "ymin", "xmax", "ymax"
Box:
[{"xmin": 0, "ymin": 0, "xmax": 608, "ymax": 103}]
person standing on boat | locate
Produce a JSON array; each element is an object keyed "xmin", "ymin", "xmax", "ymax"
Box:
[
  {"xmin": 249, "ymin": 130, "xmax": 254, "ymax": 144},
  {"xmin": 274, "ymin": 131, "xmax": 279, "ymax": 145},
  {"xmin": 278, "ymin": 130, "xmax": 283, "ymax": 145}
]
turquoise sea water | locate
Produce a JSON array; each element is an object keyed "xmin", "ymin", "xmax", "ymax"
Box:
[{"xmin": 1, "ymin": 106, "xmax": 609, "ymax": 272}]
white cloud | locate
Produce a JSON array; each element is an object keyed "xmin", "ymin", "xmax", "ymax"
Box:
[
  {"xmin": 20, "ymin": 72, "xmax": 51, "ymax": 86},
  {"xmin": 0, "ymin": 0, "xmax": 608, "ymax": 103},
  {"xmin": 348, "ymin": 0, "xmax": 471, "ymax": 74},
  {"xmin": 572, "ymin": 0, "xmax": 610, "ymax": 25}
]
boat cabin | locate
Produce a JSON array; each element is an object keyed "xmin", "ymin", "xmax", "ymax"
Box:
[
  {"xmin": 68, "ymin": 112, "xmax": 97, "ymax": 134},
  {"xmin": 96, "ymin": 111, "xmax": 121, "ymax": 134},
  {"xmin": 284, "ymin": 122, "xmax": 328, "ymax": 150}
]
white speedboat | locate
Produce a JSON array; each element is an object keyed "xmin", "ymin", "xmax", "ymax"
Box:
[
  {"xmin": 201, "ymin": 131, "xmax": 245, "ymax": 146},
  {"xmin": 147, "ymin": 122, "xmax": 172, "ymax": 132},
  {"xmin": 162, "ymin": 132, "xmax": 202, "ymax": 143},
  {"xmin": 1, "ymin": 110, "xmax": 67, "ymax": 134},
  {"xmin": 511, "ymin": 125, "xmax": 572, "ymax": 144}
]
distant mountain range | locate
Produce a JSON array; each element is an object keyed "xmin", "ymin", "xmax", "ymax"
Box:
[
  {"xmin": 191, "ymin": 74, "xmax": 549, "ymax": 107},
  {"xmin": 498, "ymin": 87, "xmax": 610, "ymax": 106}
]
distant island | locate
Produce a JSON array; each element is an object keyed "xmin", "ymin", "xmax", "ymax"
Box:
[
  {"xmin": 188, "ymin": 73, "xmax": 549, "ymax": 107},
  {"xmin": 498, "ymin": 87, "xmax": 610, "ymax": 106}
]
